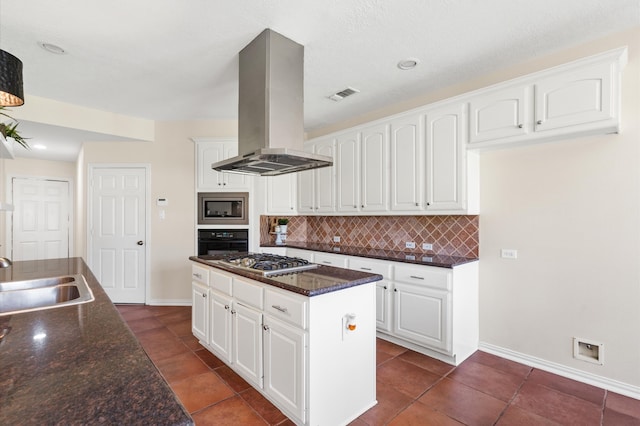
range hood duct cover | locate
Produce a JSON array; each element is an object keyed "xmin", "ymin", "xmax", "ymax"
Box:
[{"xmin": 212, "ymin": 29, "xmax": 333, "ymax": 176}]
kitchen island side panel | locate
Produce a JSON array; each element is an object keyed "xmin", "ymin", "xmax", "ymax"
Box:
[{"xmin": 307, "ymin": 282, "xmax": 377, "ymax": 425}]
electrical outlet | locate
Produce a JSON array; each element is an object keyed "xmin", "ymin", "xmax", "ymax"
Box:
[
  {"xmin": 422, "ymin": 243, "xmax": 433, "ymax": 251},
  {"xmin": 333, "ymin": 236, "xmax": 341, "ymax": 243},
  {"xmin": 405, "ymin": 242, "xmax": 416, "ymax": 249},
  {"xmin": 501, "ymin": 249, "xmax": 518, "ymax": 259}
]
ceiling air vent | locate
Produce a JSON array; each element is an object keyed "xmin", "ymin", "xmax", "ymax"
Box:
[{"xmin": 328, "ymin": 87, "xmax": 360, "ymax": 102}]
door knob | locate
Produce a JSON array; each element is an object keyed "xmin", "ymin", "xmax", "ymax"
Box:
[{"xmin": 137, "ymin": 241, "xmax": 144, "ymax": 246}]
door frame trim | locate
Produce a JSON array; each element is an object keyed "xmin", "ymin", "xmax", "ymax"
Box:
[
  {"xmin": 87, "ymin": 163, "xmax": 151, "ymax": 304},
  {"xmin": 6, "ymin": 175, "xmax": 75, "ymax": 260}
]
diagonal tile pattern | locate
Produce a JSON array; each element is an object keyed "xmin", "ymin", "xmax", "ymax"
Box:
[
  {"xmin": 117, "ymin": 305, "xmax": 640, "ymax": 425},
  {"xmin": 260, "ymin": 215, "xmax": 479, "ymax": 258}
]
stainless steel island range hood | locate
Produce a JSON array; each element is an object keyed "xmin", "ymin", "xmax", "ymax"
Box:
[{"xmin": 212, "ymin": 29, "xmax": 333, "ymax": 176}]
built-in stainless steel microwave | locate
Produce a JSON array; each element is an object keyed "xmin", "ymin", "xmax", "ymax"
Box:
[{"xmin": 198, "ymin": 192, "xmax": 249, "ymax": 225}]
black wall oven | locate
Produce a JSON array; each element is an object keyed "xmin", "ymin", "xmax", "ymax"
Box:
[{"xmin": 197, "ymin": 229, "xmax": 249, "ymax": 256}]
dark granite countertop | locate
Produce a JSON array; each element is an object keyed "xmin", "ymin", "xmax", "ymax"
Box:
[
  {"xmin": 261, "ymin": 242, "xmax": 478, "ymax": 268},
  {"xmin": 0, "ymin": 258, "xmax": 193, "ymax": 426},
  {"xmin": 190, "ymin": 254, "xmax": 382, "ymax": 296}
]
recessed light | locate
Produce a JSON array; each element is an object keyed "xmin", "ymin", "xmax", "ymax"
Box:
[
  {"xmin": 38, "ymin": 42, "xmax": 66, "ymax": 55},
  {"xmin": 32, "ymin": 143, "xmax": 47, "ymax": 150},
  {"xmin": 397, "ymin": 58, "xmax": 419, "ymax": 70}
]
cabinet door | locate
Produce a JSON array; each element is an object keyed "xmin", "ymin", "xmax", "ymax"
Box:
[
  {"xmin": 209, "ymin": 291, "xmax": 233, "ymax": 363},
  {"xmin": 197, "ymin": 140, "xmax": 249, "ymax": 189},
  {"xmin": 393, "ymin": 282, "xmax": 451, "ymax": 352},
  {"xmin": 336, "ymin": 131, "xmax": 360, "ymax": 212},
  {"xmin": 535, "ymin": 61, "xmax": 614, "ymax": 133},
  {"xmin": 314, "ymin": 139, "xmax": 336, "ymax": 213},
  {"xmin": 197, "ymin": 142, "xmax": 224, "ymax": 188},
  {"xmin": 297, "ymin": 143, "xmax": 315, "ymax": 213},
  {"xmin": 424, "ymin": 103, "xmax": 465, "ymax": 211},
  {"xmin": 375, "ymin": 281, "xmax": 392, "ymax": 332},
  {"xmin": 220, "ymin": 143, "xmax": 249, "ymax": 189},
  {"xmin": 233, "ymin": 303, "xmax": 263, "ymax": 388},
  {"xmin": 468, "ymin": 85, "xmax": 529, "ymax": 143},
  {"xmin": 390, "ymin": 114, "xmax": 422, "ymax": 211},
  {"xmin": 192, "ymin": 281, "xmax": 209, "ymax": 342},
  {"xmin": 267, "ymin": 174, "xmax": 297, "ymax": 214},
  {"xmin": 361, "ymin": 124, "xmax": 389, "ymax": 212},
  {"xmin": 263, "ymin": 315, "xmax": 306, "ymax": 423}
]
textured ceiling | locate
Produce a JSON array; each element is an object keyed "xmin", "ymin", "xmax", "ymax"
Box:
[{"xmin": 2, "ymin": 0, "xmax": 639, "ymax": 161}]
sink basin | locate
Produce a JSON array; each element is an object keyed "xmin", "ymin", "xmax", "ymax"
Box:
[{"xmin": 0, "ymin": 274, "xmax": 95, "ymax": 316}]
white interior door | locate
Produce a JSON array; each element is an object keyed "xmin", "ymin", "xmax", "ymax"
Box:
[
  {"xmin": 12, "ymin": 178, "xmax": 70, "ymax": 261},
  {"xmin": 89, "ymin": 166, "xmax": 147, "ymax": 303}
]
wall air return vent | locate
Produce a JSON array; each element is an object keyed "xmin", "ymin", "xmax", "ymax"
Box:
[{"xmin": 328, "ymin": 87, "xmax": 360, "ymax": 102}]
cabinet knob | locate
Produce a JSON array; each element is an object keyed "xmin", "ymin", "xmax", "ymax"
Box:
[
  {"xmin": 537, "ymin": 120, "xmax": 543, "ymax": 125},
  {"xmin": 290, "ymin": 207, "xmax": 294, "ymax": 210},
  {"xmin": 383, "ymin": 285, "xmax": 387, "ymax": 290},
  {"xmin": 202, "ymin": 293, "xmax": 206, "ymax": 298},
  {"xmin": 415, "ymin": 202, "xmax": 419, "ymax": 207},
  {"xmin": 262, "ymin": 325, "xmax": 270, "ymax": 331},
  {"xmin": 426, "ymin": 202, "xmax": 431, "ymax": 207},
  {"xmin": 224, "ymin": 305, "xmax": 230, "ymax": 310},
  {"xmin": 223, "ymin": 182, "xmax": 227, "ymax": 186},
  {"xmin": 393, "ymin": 288, "xmax": 397, "ymax": 292},
  {"xmin": 517, "ymin": 124, "xmax": 523, "ymax": 128},
  {"xmin": 354, "ymin": 205, "xmax": 357, "ymax": 208},
  {"xmin": 230, "ymin": 309, "xmax": 236, "ymax": 315},
  {"xmin": 361, "ymin": 205, "xmax": 364, "ymax": 208},
  {"xmin": 218, "ymin": 183, "xmax": 222, "ymax": 186}
]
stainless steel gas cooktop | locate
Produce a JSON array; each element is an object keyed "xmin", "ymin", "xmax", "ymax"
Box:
[{"xmin": 217, "ymin": 253, "xmax": 319, "ymax": 276}]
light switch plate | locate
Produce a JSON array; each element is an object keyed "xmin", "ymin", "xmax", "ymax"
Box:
[{"xmin": 501, "ymin": 249, "xmax": 518, "ymax": 259}]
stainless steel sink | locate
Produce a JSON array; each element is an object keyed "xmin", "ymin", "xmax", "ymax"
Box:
[{"xmin": 0, "ymin": 274, "xmax": 95, "ymax": 316}]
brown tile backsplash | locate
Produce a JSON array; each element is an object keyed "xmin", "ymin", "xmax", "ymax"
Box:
[{"xmin": 260, "ymin": 215, "xmax": 479, "ymax": 258}]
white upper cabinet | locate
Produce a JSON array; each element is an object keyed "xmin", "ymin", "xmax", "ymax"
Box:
[
  {"xmin": 266, "ymin": 174, "xmax": 297, "ymax": 215},
  {"xmin": 424, "ymin": 103, "xmax": 466, "ymax": 211},
  {"xmin": 469, "ymin": 85, "xmax": 530, "ymax": 143},
  {"xmin": 336, "ymin": 131, "xmax": 360, "ymax": 212},
  {"xmin": 390, "ymin": 114, "xmax": 423, "ymax": 211},
  {"xmin": 297, "ymin": 138, "xmax": 336, "ymax": 213},
  {"xmin": 534, "ymin": 60, "xmax": 615, "ymax": 133},
  {"xmin": 195, "ymin": 139, "xmax": 250, "ymax": 190},
  {"xmin": 360, "ymin": 124, "xmax": 389, "ymax": 212},
  {"xmin": 336, "ymin": 125, "xmax": 389, "ymax": 213},
  {"xmin": 467, "ymin": 46, "xmax": 626, "ymax": 149}
]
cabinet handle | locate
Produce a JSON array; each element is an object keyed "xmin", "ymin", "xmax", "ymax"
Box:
[
  {"xmin": 271, "ymin": 305, "xmax": 288, "ymax": 313},
  {"xmin": 537, "ymin": 120, "xmax": 543, "ymax": 125},
  {"xmin": 415, "ymin": 202, "xmax": 419, "ymax": 206},
  {"xmin": 517, "ymin": 124, "xmax": 523, "ymax": 128},
  {"xmin": 393, "ymin": 288, "xmax": 397, "ymax": 292},
  {"xmin": 202, "ymin": 293, "xmax": 206, "ymax": 298},
  {"xmin": 290, "ymin": 207, "xmax": 294, "ymax": 210},
  {"xmin": 193, "ymin": 273, "xmax": 202, "ymax": 279},
  {"xmin": 224, "ymin": 305, "xmax": 230, "ymax": 310},
  {"xmin": 425, "ymin": 202, "xmax": 431, "ymax": 207},
  {"xmin": 361, "ymin": 205, "xmax": 364, "ymax": 208},
  {"xmin": 383, "ymin": 285, "xmax": 388, "ymax": 290},
  {"xmin": 360, "ymin": 267, "xmax": 372, "ymax": 271},
  {"xmin": 223, "ymin": 182, "xmax": 227, "ymax": 186},
  {"xmin": 218, "ymin": 183, "xmax": 222, "ymax": 186},
  {"xmin": 410, "ymin": 275, "xmax": 425, "ymax": 280},
  {"xmin": 354, "ymin": 205, "xmax": 357, "ymax": 208},
  {"xmin": 230, "ymin": 309, "xmax": 236, "ymax": 315},
  {"xmin": 263, "ymin": 325, "xmax": 270, "ymax": 331},
  {"xmin": 322, "ymin": 261, "xmax": 332, "ymax": 265}
]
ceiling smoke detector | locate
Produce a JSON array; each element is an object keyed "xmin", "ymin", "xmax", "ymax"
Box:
[{"xmin": 328, "ymin": 87, "xmax": 360, "ymax": 102}]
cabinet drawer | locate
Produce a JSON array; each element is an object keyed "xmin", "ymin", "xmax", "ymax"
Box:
[
  {"xmin": 314, "ymin": 252, "xmax": 348, "ymax": 268},
  {"xmin": 265, "ymin": 289, "xmax": 307, "ymax": 329},
  {"xmin": 192, "ymin": 263, "xmax": 209, "ymax": 285},
  {"xmin": 348, "ymin": 257, "xmax": 391, "ymax": 279},
  {"xmin": 287, "ymin": 248, "xmax": 313, "ymax": 262},
  {"xmin": 210, "ymin": 268, "xmax": 233, "ymax": 295},
  {"xmin": 233, "ymin": 277, "xmax": 264, "ymax": 310},
  {"xmin": 394, "ymin": 264, "xmax": 451, "ymax": 290}
]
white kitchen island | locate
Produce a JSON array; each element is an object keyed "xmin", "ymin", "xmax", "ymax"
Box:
[{"xmin": 190, "ymin": 256, "xmax": 381, "ymax": 426}]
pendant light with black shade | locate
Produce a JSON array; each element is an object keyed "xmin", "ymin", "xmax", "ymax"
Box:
[{"xmin": 0, "ymin": 0, "xmax": 24, "ymax": 107}]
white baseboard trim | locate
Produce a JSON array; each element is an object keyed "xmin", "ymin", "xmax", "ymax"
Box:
[
  {"xmin": 146, "ymin": 299, "xmax": 191, "ymax": 306},
  {"xmin": 479, "ymin": 342, "xmax": 640, "ymax": 400}
]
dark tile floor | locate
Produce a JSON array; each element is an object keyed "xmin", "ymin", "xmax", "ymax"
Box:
[{"xmin": 116, "ymin": 305, "xmax": 640, "ymax": 425}]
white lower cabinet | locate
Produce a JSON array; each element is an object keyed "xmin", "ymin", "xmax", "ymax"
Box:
[
  {"xmin": 263, "ymin": 315, "xmax": 306, "ymax": 422},
  {"xmin": 191, "ymin": 281, "xmax": 209, "ymax": 342},
  {"xmin": 191, "ymin": 261, "xmax": 377, "ymax": 425},
  {"xmin": 393, "ymin": 282, "xmax": 450, "ymax": 352},
  {"xmin": 233, "ymin": 303, "xmax": 263, "ymax": 387},
  {"xmin": 375, "ymin": 281, "xmax": 392, "ymax": 332},
  {"xmin": 209, "ymin": 290, "xmax": 233, "ymax": 363}
]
